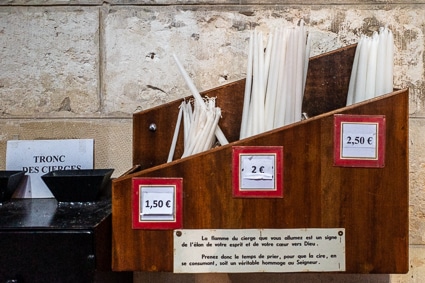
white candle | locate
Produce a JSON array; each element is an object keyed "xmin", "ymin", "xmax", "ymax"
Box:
[
  {"xmin": 365, "ymin": 32, "xmax": 379, "ymax": 100},
  {"xmin": 384, "ymin": 28, "xmax": 394, "ymax": 94},
  {"xmin": 303, "ymin": 31, "xmax": 311, "ymax": 96},
  {"xmin": 245, "ymin": 32, "xmax": 257, "ymax": 138},
  {"xmin": 263, "ymin": 32, "xmax": 273, "ymax": 91},
  {"xmin": 184, "ymin": 101, "xmax": 198, "ymax": 152},
  {"xmin": 249, "ymin": 31, "xmax": 260, "ymax": 136},
  {"xmin": 183, "ymin": 102, "xmax": 192, "ymax": 144},
  {"xmin": 353, "ymin": 36, "xmax": 369, "ymax": 103},
  {"xmin": 264, "ymin": 28, "xmax": 280, "ymax": 131},
  {"xmin": 240, "ymin": 31, "xmax": 254, "ymax": 139},
  {"xmin": 274, "ymin": 28, "xmax": 289, "ymax": 128},
  {"xmin": 375, "ymin": 27, "xmax": 386, "ymax": 96},
  {"xmin": 346, "ymin": 38, "xmax": 363, "ymax": 106},
  {"xmin": 257, "ymin": 31, "xmax": 266, "ymax": 134},
  {"xmin": 167, "ymin": 102, "xmax": 184, "ymax": 162},
  {"xmin": 294, "ymin": 23, "xmax": 306, "ymax": 123},
  {"xmin": 284, "ymin": 29, "xmax": 296, "ymax": 124}
]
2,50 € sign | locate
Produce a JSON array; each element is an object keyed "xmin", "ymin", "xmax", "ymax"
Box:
[
  {"xmin": 341, "ymin": 124, "xmax": 377, "ymax": 159},
  {"xmin": 334, "ymin": 114, "xmax": 386, "ymax": 168}
]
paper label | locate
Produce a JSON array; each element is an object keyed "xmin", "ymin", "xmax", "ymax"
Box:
[
  {"xmin": 174, "ymin": 228, "xmax": 345, "ymax": 273},
  {"xmin": 6, "ymin": 139, "xmax": 94, "ymax": 198},
  {"xmin": 140, "ymin": 187, "xmax": 175, "ymax": 220},
  {"xmin": 341, "ymin": 123, "xmax": 378, "ymax": 159}
]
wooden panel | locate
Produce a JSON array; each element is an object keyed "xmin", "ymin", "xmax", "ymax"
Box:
[
  {"xmin": 302, "ymin": 44, "xmax": 356, "ymax": 117},
  {"xmin": 318, "ymin": 91, "xmax": 409, "ymax": 273},
  {"xmin": 112, "ymin": 45, "xmax": 408, "ymax": 274}
]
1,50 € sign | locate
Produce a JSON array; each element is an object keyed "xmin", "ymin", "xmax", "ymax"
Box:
[{"xmin": 132, "ymin": 178, "xmax": 183, "ymax": 229}]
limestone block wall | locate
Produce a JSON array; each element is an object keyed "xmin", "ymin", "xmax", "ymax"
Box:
[{"xmin": 0, "ymin": 1, "xmax": 424, "ymax": 282}]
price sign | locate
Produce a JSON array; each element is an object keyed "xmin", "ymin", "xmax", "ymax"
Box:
[
  {"xmin": 240, "ymin": 155, "xmax": 275, "ymax": 189},
  {"xmin": 141, "ymin": 189, "xmax": 174, "ymax": 216},
  {"xmin": 342, "ymin": 123, "xmax": 377, "ymax": 158},
  {"xmin": 132, "ymin": 178, "xmax": 183, "ymax": 229},
  {"xmin": 232, "ymin": 146, "xmax": 283, "ymax": 198},
  {"xmin": 334, "ymin": 114, "xmax": 386, "ymax": 167}
]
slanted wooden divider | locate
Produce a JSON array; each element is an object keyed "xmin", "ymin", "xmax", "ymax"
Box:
[{"xmin": 112, "ymin": 44, "xmax": 409, "ymax": 274}]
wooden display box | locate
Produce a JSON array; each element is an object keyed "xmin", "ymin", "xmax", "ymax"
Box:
[{"xmin": 112, "ymin": 44, "xmax": 409, "ymax": 274}]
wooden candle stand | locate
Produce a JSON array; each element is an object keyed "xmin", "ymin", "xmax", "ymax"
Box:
[{"xmin": 112, "ymin": 44, "xmax": 408, "ymax": 274}]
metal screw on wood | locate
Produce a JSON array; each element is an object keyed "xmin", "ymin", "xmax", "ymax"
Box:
[{"xmin": 149, "ymin": 123, "xmax": 157, "ymax": 132}]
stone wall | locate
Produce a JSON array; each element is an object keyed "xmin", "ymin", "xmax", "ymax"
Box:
[{"xmin": 0, "ymin": 1, "xmax": 424, "ymax": 282}]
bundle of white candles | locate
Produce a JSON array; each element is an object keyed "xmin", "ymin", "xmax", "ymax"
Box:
[
  {"xmin": 181, "ymin": 97, "xmax": 222, "ymax": 158},
  {"xmin": 167, "ymin": 98, "xmax": 222, "ymax": 162},
  {"xmin": 346, "ymin": 26, "xmax": 394, "ymax": 105},
  {"xmin": 240, "ymin": 22, "xmax": 310, "ymax": 140},
  {"xmin": 167, "ymin": 54, "xmax": 228, "ymax": 162}
]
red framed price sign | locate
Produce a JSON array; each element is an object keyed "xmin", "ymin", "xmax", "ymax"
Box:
[
  {"xmin": 132, "ymin": 177, "xmax": 183, "ymax": 229},
  {"xmin": 232, "ymin": 146, "xmax": 283, "ymax": 198},
  {"xmin": 334, "ymin": 114, "xmax": 386, "ymax": 167}
]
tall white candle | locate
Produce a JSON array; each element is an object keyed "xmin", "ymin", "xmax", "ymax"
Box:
[
  {"xmin": 353, "ymin": 36, "xmax": 369, "ymax": 103},
  {"xmin": 257, "ymin": 31, "xmax": 266, "ymax": 134},
  {"xmin": 384, "ymin": 28, "xmax": 394, "ymax": 94},
  {"xmin": 365, "ymin": 32, "xmax": 379, "ymax": 100},
  {"xmin": 250, "ymin": 31, "xmax": 260, "ymax": 136},
  {"xmin": 167, "ymin": 102, "xmax": 184, "ymax": 162},
  {"xmin": 346, "ymin": 38, "xmax": 363, "ymax": 106},
  {"xmin": 284, "ymin": 29, "xmax": 296, "ymax": 124},
  {"xmin": 375, "ymin": 27, "xmax": 386, "ymax": 96},
  {"xmin": 303, "ymin": 32, "xmax": 311, "ymax": 96},
  {"xmin": 240, "ymin": 31, "xmax": 254, "ymax": 139},
  {"xmin": 263, "ymin": 32, "xmax": 273, "ymax": 91},
  {"xmin": 264, "ymin": 28, "xmax": 280, "ymax": 131},
  {"xmin": 294, "ymin": 23, "xmax": 306, "ymax": 123},
  {"xmin": 182, "ymin": 101, "xmax": 191, "ymax": 145},
  {"xmin": 183, "ymin": 102, "xmax": 199, "ymax": 156},
  {"xmin": 274, "ymin": 28, "xmax": 289, "ymax": 128}
]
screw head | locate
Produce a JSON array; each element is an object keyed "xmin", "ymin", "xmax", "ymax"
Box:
[{"xmin": 149, "ymin": 123, "xmax": 157, "ymax": 132}]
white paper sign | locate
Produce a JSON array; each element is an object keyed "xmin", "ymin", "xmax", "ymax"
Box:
[
  {"xmin": 6, "ymin": 139, "xmax": 94, "ymax": 198},
  {"xmin": 140, "ymin": 186, "xmax": 175, "ymax": 221},
  {"xmin": 240, "ymin": 155, "xmax": 275, "ymax": 189},
  {"xmin": 174, "ymin": 228, "xmax": 345, "ymax": 273},
  {"xmin": 341, "ymin": 123, "xmax": 378, "ymax": 159}
]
